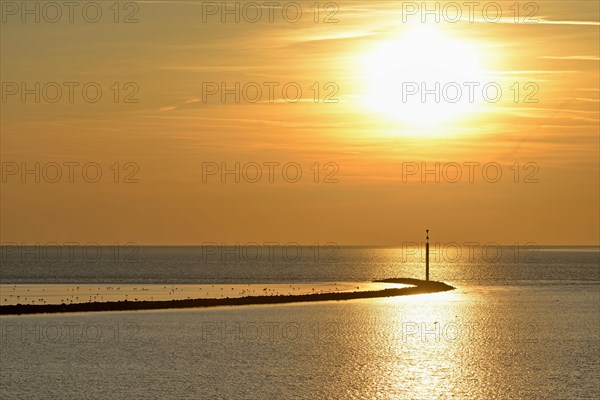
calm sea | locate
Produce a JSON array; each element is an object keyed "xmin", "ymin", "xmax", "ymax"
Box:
[{"xmin": 1, "ymin": 246, "xmax": 599, "ymax": 399}]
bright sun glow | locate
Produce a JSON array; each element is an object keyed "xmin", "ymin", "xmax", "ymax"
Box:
[{"xmin": 363, "ymin": 26, "xmax": 485, "ymax": 127}]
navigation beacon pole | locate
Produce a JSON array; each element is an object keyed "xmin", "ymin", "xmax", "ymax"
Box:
[{"xmin": 425, "ymin": 229, "xmax": 430, "ymax": 282}]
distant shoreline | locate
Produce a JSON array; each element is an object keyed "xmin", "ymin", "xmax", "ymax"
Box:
[{"xmin": 0, "ymin": 278, "xmax": 454, "ymax": 315}]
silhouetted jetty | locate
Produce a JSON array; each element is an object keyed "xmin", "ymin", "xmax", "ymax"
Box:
[
  {"xmin": 374, "ymin": 278, "xmax": 454, "ymax": 291},
  {"xmin": 0, "ymin": 278, "xmax": 454, "ymax": 315}
]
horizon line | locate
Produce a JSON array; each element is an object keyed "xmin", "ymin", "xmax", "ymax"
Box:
[{"xmin": 1, "ymin": 243, "xmax": 599, "ymax": 248}]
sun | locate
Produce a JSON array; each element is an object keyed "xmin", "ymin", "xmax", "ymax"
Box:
[{"xmin": 362, "ymin": 25, "xmax": 485, "ymax": 127}]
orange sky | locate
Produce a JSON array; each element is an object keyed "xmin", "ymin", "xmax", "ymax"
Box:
[{"xmin": 1, "ymin": 1, "xmax": 599, "ymax": 245}]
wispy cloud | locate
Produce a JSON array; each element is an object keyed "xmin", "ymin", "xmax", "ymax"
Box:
[
  {"xmin": 542, "ymin": 56, "xmax": 600, "ymax": 61},
  {"xmin": 536, "ymin": 19, "xmax": 600, "ymax": 26}
]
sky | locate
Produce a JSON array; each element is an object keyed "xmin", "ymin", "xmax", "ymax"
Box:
[{"xmin": 1, "ymin": 0, "xmax": 599, "ymax": 245}]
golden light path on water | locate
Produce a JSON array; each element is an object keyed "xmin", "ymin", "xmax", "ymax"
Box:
[{"xmin": 350, "ymin": 287, "xmax": 511, "ymax": 398}]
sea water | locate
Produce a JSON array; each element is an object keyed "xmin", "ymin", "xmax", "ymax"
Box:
[{"xmin": 1, "ymin": 246, "xmax": 598, "ymax": 399}]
